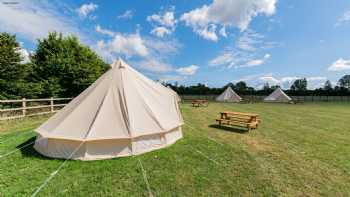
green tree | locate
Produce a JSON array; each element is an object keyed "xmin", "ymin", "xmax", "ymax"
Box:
[
  {"xmin": 0, "ymin": 33, "xmax": 40, "ymax": 99},
  {"xmin": 290, "ymin": 78, "xmax": 307, "ymax": 91},
  {"xmin": 263, "ymin": 82, "xmax": 270, "ymax": 91},
  {"xmin": 0, "ymin": 33, "xmax": 21, "ymax": 80},
  {"xmin": 323, "ymin": 80, "xmax": 333, "ymax": 91},
  {"xmin": 338, "ymin": 75, "xmax": 350, "ymax": 89},
  {"xmin": 271, "ymin": 85, "xmax": 280, "ymax": 90},
  {"xmin": 235, "ymin": 81, "xmax": 248, "ymax": 92},
  {"xmin": 223, "ymin": 82, "xmax": 235, "ymax": 90},
  {"xmin": 32, "ymin": 32, "xmax": 108, "ymax": 97}
]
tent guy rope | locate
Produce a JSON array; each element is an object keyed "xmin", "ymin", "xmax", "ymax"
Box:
[
  {"xmin": 137, "ymin": 158, "xmax": 154, "ymax": 197},
  {"xmin": 0, "ymin": 130, "xmax": 33, "ymax": 144},
  {"xmin": 183, "ymin": 124, "xmax": 221, "ymax": 165},
  {"xmin": 31, "ymin": 142, "xmax": 84, "ymax": 197},
  {"xmin": 0, "ymin": 136, "xmax": 48, "ymax": 159},
  {"xmin": 184, "ymin": 123, "xmax": 224, "ymax": 146},
  {"xmin": 0, "ymin": 140, "xmax": 35, "ymax": 159}
]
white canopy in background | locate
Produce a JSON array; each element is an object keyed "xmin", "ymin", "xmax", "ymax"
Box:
[
  {"xmin": 216, "ymin": 86, "xmax": 242, "ymax": 102},
  {"xmin": 34, "ymin": 58, "xmax": 184, "ymax": 160},
  {"xmin": 264, "ymin": 88, "xmax": 292, "ymax": 103}
]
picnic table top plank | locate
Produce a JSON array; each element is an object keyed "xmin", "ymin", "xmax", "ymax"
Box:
[
  {"xmin": 192, "ymin": 99, "xmax": 208, "ymax": 102},
  {"xmin": 221, "ymin": 111, "xmax": 259, "ymax": 117}
]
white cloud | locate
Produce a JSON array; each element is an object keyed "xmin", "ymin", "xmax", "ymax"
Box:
[
  {"xmin": 240, "ymin": 53, "xmax": 270, "ymax": 67},
  {"xmin": 210, "ymin": 49, "xmax": 270, "ymax": 69},
  {"xmin": 0, "ymin": 1, "xmax": 87, "ymax": 42},
  {"xmin": 307, "ymin": 77, "xmax": 328, "ymax": 89},
  {"xmin": 150, "ymin": 27, "xmax": 172, "ymax": 37},
  {"xmin": 244, "ymin": 59, "xmax": 264, "ymax": 67},
  {"xmin": 77, "ymin": 3, "xmax": 98, "ymax": 18},
  {"xmin": 176, "ymin": 65, "xmax": 199, "ymax": 75},
  {"xmin": 158, "ymin": 75, "xmax": 186, "ymax": 83},
  {"xmin": 259, "ymin": 75, "xmax": 280, "ymax": 85},
  {"xmin": 233, "ymin": 74, "xmax": 328, "ymax": 89},
  {"xmin": 264, "ymin": 53, "xmax": 271, "ymax": 59},
  {"xmin": 96, "ymin": 33, "xmax": 149, "ymax": 58},
  {"xmin": 280, "ymin": 76, "xmax": 298, "ymax": 88},
  {"xmin": 180, "ymin": 0, "xmax": 277, "ymax": 41},
  {"xmin": 147, "ymin": 11, "xmax": 177, "ymax": 28},
  {"xmin": 209, "ymin": 52, "xmax": 234, "ymax": 66},
  {"xmin": 137, "ymin": 59, "xmax": 172, "ymax": 72},
  {"xmin": 307, "ymin": 77, "xmax": 327, "ymax": 81},
  {"xmin": 17, "ymin": 48, "xmax": 31, "ymax": 64},
  {"xmin": 147, "ymin": 10, "xmax": 177, "ymax": 37},
  {"xmin": 146, "ymin": 39, "xmax": 180, "ymax": 55},
  {"xmin": 197, "ymin": 24, "xmax": 218, "ymax": 41},
  {"xmin": 336, "ymin": 10, "xmax": 350, "ymax": 26},
  {"xmin": 95, "ymin": 31, "xmax": 181, "ymax": 73},
  {"xmin": 233, "ymin": 73, "xmax": 277, "ymax": 89},
  {"xmin": 95, "ymin": 25, "xmax": 115, "ymax": 37},
  {"xmin": 209, "ymin": 30, "xmax": 275, "ymax": 68},
  {"xmin": 237, "ymin": 30, "xmax": 264, "ymax": 51},
  {"xmin": 117, "ymin": 10, "xmax": 133, "ymax": 19},
  {"xmin": 328, "ymin": 58, "xmax": 350, "ymax": 71},
  {"xmin": 219, "ymin": 26, "xmax": 227, "ymax": 37}
]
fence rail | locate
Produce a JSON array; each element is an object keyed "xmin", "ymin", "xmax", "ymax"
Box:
[
  {"xmin": 1, "ymin": 95, "xmax": 349, "ymax": 121},
  {"xmin": 180, "ymin": 95, "xmax": 350, "ymax": 102},
  {"xmin": 0, "ymin": 98, "xmax": 72, "ymax": 121}
]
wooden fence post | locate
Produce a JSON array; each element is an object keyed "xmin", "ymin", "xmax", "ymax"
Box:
[
  {"xmin": 50, "ymin": 97, "xmax": 54, "ymax": 112},
  {"xmin": 22, "ymin": 98, "xmax": 26, "ymax": 117}
]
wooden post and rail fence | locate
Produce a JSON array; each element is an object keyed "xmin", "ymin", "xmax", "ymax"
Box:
[
  {"xmin": 181, "ymin": 95, "xmax": 350, "ymax": 102},
  {"xmin": 1, "ymin": 95, "xmax": 350, "ymax": 121},
  {"xmin": 0, "ymin": 98, "xmax": 72, "ymax": 121}
]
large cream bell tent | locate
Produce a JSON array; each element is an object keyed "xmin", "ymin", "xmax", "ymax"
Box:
[
  {"xmin": 167, "ymin": 85, "xmax": 181, "ymax": 102},
  {"xmin": 216, "ymin": 86, "xmax": 242, "ymax": 102},
  {"xmin": 34, "ymin": 59, "xmax": 184, "ymax": 160},
  {"xmin": 264, "ymin": 87, "xmax": 292, "ymax": 103}
]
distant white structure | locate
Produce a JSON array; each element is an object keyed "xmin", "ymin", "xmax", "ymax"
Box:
[
  {"xmin": 264, "ymin": 88, "xmax": 292, "ymax": 103},
  {"xmin": 216, "ymin": 86, "xmax": 242, "ymax": 102}
]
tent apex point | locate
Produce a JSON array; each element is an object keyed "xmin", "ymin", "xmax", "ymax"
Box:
[{"xmin": 111, "ymin": 58, "xmax": 126, "ymax": 69}]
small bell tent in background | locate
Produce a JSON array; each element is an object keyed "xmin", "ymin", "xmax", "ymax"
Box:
[
  {"xmin": 264, "ymin": 87, "xmax": 292, "ymax": 103},
  {"xmin": 216, "ymin": 86, "xmax": 242, "ymax": 102}
]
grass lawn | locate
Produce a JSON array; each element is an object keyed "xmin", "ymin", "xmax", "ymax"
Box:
[{"xmin": 1, "ymin": 102, "xmax": 350, "ymax": 196}]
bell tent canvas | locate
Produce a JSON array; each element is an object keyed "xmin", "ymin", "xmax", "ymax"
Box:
[
  {"xmin": 264, "ymin": 88, "xmax": 292, "ymax": 103},
  {"xmin": 167, "ymin": 85, "xmax": 181, "ymax": 102},
  {"xmin": 34, "ymin": 59, "xmax": 184, "ymax": 160},
  {"xmin": 216, "ymin": 86, "xmax": 242, "ymax": 102}
]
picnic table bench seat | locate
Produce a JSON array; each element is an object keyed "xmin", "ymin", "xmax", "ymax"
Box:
[{"xmin": 216, "ymin": 111, "xmax": 261, "ymax": 132}]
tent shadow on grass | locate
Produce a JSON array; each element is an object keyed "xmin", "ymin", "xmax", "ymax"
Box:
[
  {"xmin": 208, "ymin": 124, "xmax": 247, "ymax": 134},
  {"xmin": 16, "ymin": 136, "xmax": 52, "ymax": 160}
]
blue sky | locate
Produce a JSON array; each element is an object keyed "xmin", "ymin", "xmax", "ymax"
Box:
[{"xmin": 1, "ymin": 0, "xmax": 350, "ymax": 89}]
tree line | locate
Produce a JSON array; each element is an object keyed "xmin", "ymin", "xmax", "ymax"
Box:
[
  {"xmin": 166, "ymin": 76, "xmax": 350, "ymax": 96},
  {"xmin": 1, "ymin": 31, "xmax": 350, "ymax": 99}
]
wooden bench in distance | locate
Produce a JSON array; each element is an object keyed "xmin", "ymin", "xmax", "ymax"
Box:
[
  {"xmin": 216, "ymin": 111, "xmax": 261, "ymax": 132},
  {"xmin": 191, "ymin": 99, "xmax": 209, "ymax": 107}
]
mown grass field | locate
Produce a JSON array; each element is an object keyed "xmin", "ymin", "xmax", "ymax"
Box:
[{"xmin": 0, "ymin": 102, "xmax": 350, "ymax": 196}]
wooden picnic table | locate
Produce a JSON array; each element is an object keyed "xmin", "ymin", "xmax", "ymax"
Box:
[
  {"xmin": 221, "ymin": 111, "xmax": 259, "ymax": 121},
  {"xmin": 216, "ymin": 111, "xmax": 261, "ymax": 132},
  {"xmin": 191, "ymin": 99, "xmax": 209, "ymax": 107}
]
